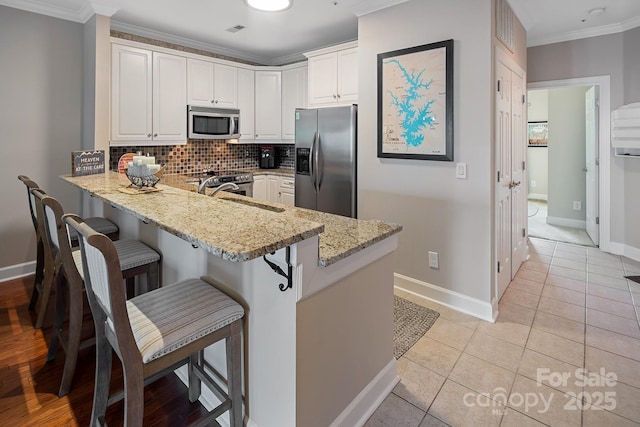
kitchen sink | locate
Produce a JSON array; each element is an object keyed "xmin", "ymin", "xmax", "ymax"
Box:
[{"xmin": 223, "ymin": 198, "xmax": 286, "ymax": 213}]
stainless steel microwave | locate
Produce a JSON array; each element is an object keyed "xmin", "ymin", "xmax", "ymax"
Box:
[{"xmin": 187, "ymin": 105, "xmax": 240, "ymax": 139}]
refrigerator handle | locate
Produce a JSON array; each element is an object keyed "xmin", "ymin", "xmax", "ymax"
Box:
[
  {"xmin": 311, "ymin": 131, "xmax": 319, "ymax": 191},
  {"xmin": 316, "ymin": 133, "xmax": 323, "ymax": 191}
]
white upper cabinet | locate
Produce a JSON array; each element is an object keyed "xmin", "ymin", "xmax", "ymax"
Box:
[
  {"xmin": 336, "ymin": 48, "xmax": 358, "ymax": 103},
  {"xmin": 237, "ymin": 68, "xmax": 255, "ymax": 141},
  {"xmin": 281, "ymin": 65, "xmax": 308, "ymax": 140},
  {"xmin": 306, "ymin": 42, "xmax": 357, "ymax": 107},
  {"xmin": 111, "ymin": 44, "xmax": 186, "ymax": 145},
  {"xmin": 255, "ymin": 71, "xmax": 282, "ymax": 140},
  {"xmin": 153, "ymin": 52, "xmax": 188, "ymax": 141},
  {"xmin": 187, "ymin": 58, "xmax": 238, "ymax": 108}
]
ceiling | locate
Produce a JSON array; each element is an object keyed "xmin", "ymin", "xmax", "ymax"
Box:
[{"xmin": 1, "ymin": 0, "xmax": 640, "ymax": 65}]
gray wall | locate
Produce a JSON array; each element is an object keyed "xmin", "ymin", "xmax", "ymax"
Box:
[
  {"xmin": 0, "ymin": 6, "xmax": 84, "ymax": 273},
  {"xmin": 358, "ymin": 0, "xmax": 494, "ymax": 303},
  {"xmin": 547, "ymin": 87, "xmax": 588, "ymax": 222},
  {"xmin": 528, "ymin": 33, "xmax": 629, "ymax": 245}
]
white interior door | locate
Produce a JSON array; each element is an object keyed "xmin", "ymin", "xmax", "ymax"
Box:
[
  {"xmin": 585, "ymin": 86, "xmax": 599, "ymax": 245},
  {"xmin": 496, "ymin": 60, "xmax": 512, "ymax": 300},
  {"xmin": 496, "ymin": 52, "xmax": 527, "ymax": 302}
]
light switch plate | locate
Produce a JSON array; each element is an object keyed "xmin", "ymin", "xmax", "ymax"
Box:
[{"xmin": 456, "ymin": 163, "xmax": 467, "ymax": 179}]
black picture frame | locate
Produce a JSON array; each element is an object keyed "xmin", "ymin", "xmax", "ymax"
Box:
[
  {"xmin": 377, "ymin": 39, "xmax": 454, "ymax": 161},
  {"xmin": 528, "ymin": 121, "xmax": 548, "ymax": 147}
]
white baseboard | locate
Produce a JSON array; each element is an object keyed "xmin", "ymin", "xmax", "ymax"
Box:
[
  {"xmin": 546, "ymin": 216, "xmax": 586, "ymax": 229},
  {"xmin": 394, "ymin": 273, "xmax": 495, "ymax": 322},
  {"xmin": 178, "ymin": 358, "xmax": 398, "ymax": 427},
  {"xmin": 0, "ymin": 261, "xmax": 36, "ymax": 283},
  {"xmin": 330, "ymin": 358, "xmax": 399, "ymax": 427},
  {"xmin": 607, "ymin": 242, "xmax": 640, "ymax": 263},
  {"xmin": 528, "ymin": 193, "xmax": 548, "ymax": 201}
]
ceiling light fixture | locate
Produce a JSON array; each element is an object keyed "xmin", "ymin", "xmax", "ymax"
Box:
[
  {"xmin": 588, "ymin": 7, "xmax": 605, "ymax": 16},
  {"xmin": 244, "ymin": 0, "xmax": 292, "ymax": 12}
]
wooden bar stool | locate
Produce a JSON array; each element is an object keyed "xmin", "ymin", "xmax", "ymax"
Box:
[
  {"xmin": 64, "ymin": 214, "xmax": 245, "ymax": 427},
  {"xmin": 18, "ymin": 175, "xmax": 119, "ymax": 328},
  {"xmin": 32, "ymin": 189, "xmax": 162, "ymax": 397}
]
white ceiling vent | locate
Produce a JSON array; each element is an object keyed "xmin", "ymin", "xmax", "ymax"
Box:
[{"xmin": 226, "ymin": 25, "xmax": 246, "ymax": 33}]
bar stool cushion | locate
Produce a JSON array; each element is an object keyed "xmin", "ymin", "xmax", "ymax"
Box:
[
  {"xmin": 68, "ymin": 217, "xmax": 119, "ymax": 241},
  {"xmin": 72, "ymin": 239, "xmax": 161, "ymax": 279},
  {"xmin": 119, "ymin": 278, "xmax": 244, "ymax": 363}
]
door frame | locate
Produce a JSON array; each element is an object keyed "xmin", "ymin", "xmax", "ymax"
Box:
[{"xmin": 528, "ymin": 76, "xmax": 611, "ymax": 252}]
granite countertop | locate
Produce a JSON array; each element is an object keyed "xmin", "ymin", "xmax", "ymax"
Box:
[
  {"xmin": 250, "ymin": 168, "xmax": 295, "ymax": 177},
  {"xmin": 62, "ymin": 172, "xmax": 401, "ymax": 267}
]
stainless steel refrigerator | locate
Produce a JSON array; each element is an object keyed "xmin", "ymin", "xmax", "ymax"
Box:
[{"xmin": 294, "ymin": 105, "xmax": 357, "ymax": 218}]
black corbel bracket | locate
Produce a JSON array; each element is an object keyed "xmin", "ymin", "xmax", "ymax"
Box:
[{"xmin": 263, "ymin": 246, "xmax": 293, "ymax": 292}]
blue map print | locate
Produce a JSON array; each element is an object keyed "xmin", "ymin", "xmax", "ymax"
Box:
[{"xmin": 384, "ymin": 59, "xmax": 437, "ymax": 149}]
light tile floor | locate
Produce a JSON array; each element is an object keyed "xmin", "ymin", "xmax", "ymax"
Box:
[{"xmin": 366, "ymin": 237, "xmax": 640, "ymax": 427}]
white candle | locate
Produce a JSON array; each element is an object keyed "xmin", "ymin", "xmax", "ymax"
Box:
[
  {"xmin": 147, "ymin": 164, "xmax": 161, "ymax": 173},
  {"xmin": 133, "ymin": 156, "xmax": 144, "ymax": 165},
  {"xmin": 127, "ymin": 161, "xmax": 133, "ymax": 168},
  {"xmin": 143, "ymin": 156, "xmax": 155, "ymax": 165}
]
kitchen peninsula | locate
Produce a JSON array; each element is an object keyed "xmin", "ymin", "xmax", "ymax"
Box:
[{"xmin": 62, "ymin": 172, "xmax": 401, "ymax": 427}]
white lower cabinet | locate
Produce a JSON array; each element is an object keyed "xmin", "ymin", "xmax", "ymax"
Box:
[
  {"xmin": 253, "ymin": 174, "xmax": 295, "ymax": 206},
  {"xmin": 252, "ymin": 175, "xmax": 267, "ymax": 200},
  {"xmin": 279, "ymin": 177, "xmax": 295, "ymax": 206}
]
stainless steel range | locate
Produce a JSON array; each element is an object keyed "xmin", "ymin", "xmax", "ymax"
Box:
[{"xmin": 186, "ymin": 169, "xmax": 254, "ymax": 197}]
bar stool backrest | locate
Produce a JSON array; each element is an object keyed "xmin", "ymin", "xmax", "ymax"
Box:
[
  {"xmin": 18, "ymin": 175, "xmax": 40, "ymax": 233},
  {"xmin": 33, "ymin": 190, "xmax": 82, "ymax": 285},
  {"xmin": 63, "ymin": 214, "xmax": 136, "ymax": 352}
]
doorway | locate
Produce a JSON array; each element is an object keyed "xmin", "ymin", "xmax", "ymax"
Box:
[
  {"xmin": 527, "ymin": 76, "xmax": 612, "ymax": 253},
  {"xmin": 526, "ymin": 85, "xmax": 597, "ymax": 247}
]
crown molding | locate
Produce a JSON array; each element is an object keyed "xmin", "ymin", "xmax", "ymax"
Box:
[
  {"xmin": 0, "ymin": 0, "xmax": 118, "ymax": 23},
  {"xmin": 110, "ymin": 20, "xmax": 271, "ymax": 65},
  {"xmin": 348, "ymin": 0, "xmax": 409, "ymax": 17},
  {"xmin": 528, "ymin": 16, "xmax": 640, "ymax": 47}
]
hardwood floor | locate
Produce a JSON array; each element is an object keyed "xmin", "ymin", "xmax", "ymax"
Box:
[{"xmin": 0, "ymin": 275, "xmax": 209, "ymax": 426}]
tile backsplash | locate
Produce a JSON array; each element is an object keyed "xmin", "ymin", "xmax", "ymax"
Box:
[{"xmin": 109, "ymin": 140, "xmax": 294, "ymax": 174}]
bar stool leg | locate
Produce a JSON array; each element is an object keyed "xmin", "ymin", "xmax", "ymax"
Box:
[
  {"xmin": 147, "ymin": 261, "xmax": 160, "ymax": 292},
  {"xmin": 46, "ymin": 272, "xmax": 66, "ymax": 362},
  {"xmin": 57, "ymin": 271, "xmax": 84, "ymax": 397},
  {"xmin": 228, "ymin": 320, "xmax": 243, "ymax": 427},
  {"xmin": 91, "ymin": 310, "xmax": 112, "ymax": 427},
  {"xmin": 35, "ymin": 259, "xmax": 55, "ymax": 329},
  {"xmin": 188, "ymin": 351, "xmax": 202, "ymax": 403},
  {"xmin": 29, "ymin": 239, "xmax": 44, "ymax": 310},
  {"xmin": 123, "ymin": 365, "xmax": 145, "ymax": 426}
]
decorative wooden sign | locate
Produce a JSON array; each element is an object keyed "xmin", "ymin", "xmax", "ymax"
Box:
[{"xmin": 71, "ymin": 150, "xmax": 105, "ymax": 176}]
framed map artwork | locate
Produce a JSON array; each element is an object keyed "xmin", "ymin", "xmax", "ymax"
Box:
[{"xmin": 377, "ymin": 39, "xmax": 454, "ymax": 161}]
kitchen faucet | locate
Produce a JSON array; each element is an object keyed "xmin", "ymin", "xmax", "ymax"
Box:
[{"xmin": 198, "ymin": 178, "xmax": 240, "ymax": 196}]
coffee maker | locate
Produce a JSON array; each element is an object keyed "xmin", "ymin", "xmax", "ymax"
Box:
[{"xmin": 259, "ymin": 146, "xmax": 278, "ymax": 169}]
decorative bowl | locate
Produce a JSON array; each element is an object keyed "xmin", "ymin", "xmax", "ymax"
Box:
[{"xmin": 125, "ymin": 165, "xmax": 165, "ymax": 188}]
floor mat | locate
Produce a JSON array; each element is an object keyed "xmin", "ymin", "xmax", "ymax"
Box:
[{"xmin": 394, "ymin": 296, "xmax": 439, "ymax": 359}]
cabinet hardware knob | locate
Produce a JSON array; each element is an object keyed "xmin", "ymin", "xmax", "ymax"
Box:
[
  {"xmin": 153, "ymin": 133, "xmax": 158, "ymax": 137},
  {"xmin": 337, "ymin": 94, "xmax": 341, "ymax": 98},
  {"xmin": 333, "ymin": 94, "xmax": 337, "ymax": 99},
  {"xmin": 147, "ymin": 133, "xmax": 152, "ymax": 138},
  {"xmin": 211, "ymin": 100, "xmax": 215, "ymax": 103}
]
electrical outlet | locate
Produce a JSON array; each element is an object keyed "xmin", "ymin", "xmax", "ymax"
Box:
[
  {"xmin": 573, "ymin": 201, "xmax": 582, "ymax": 211},
  {"xmin": 428, "ymin": 251, "xmax": 439, "ymax": 269},
  {"xmin": 530, "ymin": 180, "xmax": 537, "ymax": 188}
]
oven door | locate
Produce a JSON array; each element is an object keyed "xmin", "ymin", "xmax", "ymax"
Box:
[{"xmin": 222, "ymin": 182, "xmax": 253, "ymax": 197}]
